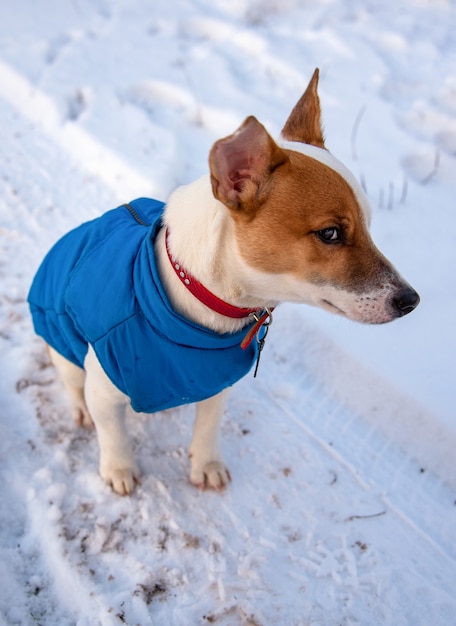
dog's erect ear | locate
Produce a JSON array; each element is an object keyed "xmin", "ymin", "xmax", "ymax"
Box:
[
  {"xmin": 209, "ymin": 116, "xmax": 288, "ymax": 211},
  {"xmin": 281, "ymin": 68, "xmax": 325, "ymax": 148}
]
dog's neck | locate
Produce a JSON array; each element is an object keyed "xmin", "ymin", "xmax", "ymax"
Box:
[{"xmin": 154, "ymin": 175, "xmax": 274, "ymax": 334}]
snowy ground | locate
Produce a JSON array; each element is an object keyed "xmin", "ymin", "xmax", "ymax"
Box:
[{"xmin": 1, "ymin": 1, "xmax": 455, "ymax": 624}]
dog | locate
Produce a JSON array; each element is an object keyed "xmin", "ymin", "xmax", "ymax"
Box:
[{"xmin": 28, "ymin": 69, "xmax": 420, "ymax": 495}]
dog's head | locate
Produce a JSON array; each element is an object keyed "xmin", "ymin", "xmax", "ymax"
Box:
[{"xmin": 208, "ymin": 69, "xmax": 419, "ymax": 324}]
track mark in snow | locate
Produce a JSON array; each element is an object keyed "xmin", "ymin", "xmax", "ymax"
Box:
[
  {"xmin": 0, "ymin": 59, "xmax": 153, "ymax": 199},
  {"xmin": 256, "ymin": 357, "xmax": 456, "ymax": 564},
  {"xmin": 122, "ymin": 76, "xmax": 242, "ymax": 135},
  {"xmin": 263, "ymin": 389, "xmax": 371, "ymax": 491},
  {"xmin": 45, "ymin": 33, "xmax": 78, "ymax": 66},
  {"xmin": 126, "ymin": 80, "xmax": 196, "ymax": 115},
  {"xmin": 66, "ymin": 87, "xmax": 91, "ymax": 122}
]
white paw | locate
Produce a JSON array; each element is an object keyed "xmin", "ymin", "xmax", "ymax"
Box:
[
  {"xmin": 100, "ymin": 464, "xmax": 140, "ymax": 496},
  {"xmin": 190, "ymin": 460, "xmax": 231, "ymax": 491}
]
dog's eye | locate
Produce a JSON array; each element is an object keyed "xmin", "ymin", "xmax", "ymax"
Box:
[{"xmin": 316, "ymin": 227, "xmax": 342, "ymax": 244}]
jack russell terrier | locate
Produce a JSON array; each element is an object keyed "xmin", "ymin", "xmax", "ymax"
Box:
[{"xmin": 28, "ymin": 69, "xmax": 420, "ymax": 495}]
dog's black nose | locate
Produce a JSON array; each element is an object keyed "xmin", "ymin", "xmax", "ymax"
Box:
[{"xmin": 392, "ymin": 287, "xmax": 420, "ymax": 316}]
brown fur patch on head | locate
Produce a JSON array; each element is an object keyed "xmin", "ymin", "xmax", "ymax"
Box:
[{"xmin": 230, "ymin": 150, "xmax": 394, "ymax": 293}]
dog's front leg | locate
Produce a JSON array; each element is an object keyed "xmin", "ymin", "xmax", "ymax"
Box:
[
  {"xmin": 84, "ymin": 347, "xmax": 139, "ymax": 495},
  {"xmin": 189, "ymin": 389, "xmax": 231, "ymax": 491}
]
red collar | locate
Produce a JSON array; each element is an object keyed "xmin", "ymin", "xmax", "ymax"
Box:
[{"xmin": 165, "ymin": 229, "xmax": 272, "ymax": 349}]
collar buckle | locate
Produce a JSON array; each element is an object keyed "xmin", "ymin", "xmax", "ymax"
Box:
[{"xmin": 241, "ymin": 307, "xmax": 274, "ymax": 351}]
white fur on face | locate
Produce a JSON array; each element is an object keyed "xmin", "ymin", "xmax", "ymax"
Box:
[{"xmin": 226, "ymin": 241, "xmax": 405, "ymax": 324}]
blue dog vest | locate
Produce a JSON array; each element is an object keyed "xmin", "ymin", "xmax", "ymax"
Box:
[{"xmin": 28, "ymin": 199, "xmax": 258, "ymax": 413}]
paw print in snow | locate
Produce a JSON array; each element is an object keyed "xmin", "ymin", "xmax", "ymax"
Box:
[{"xmin": 302, "ymin": 541, "xmax": 358, "ymax": 587}]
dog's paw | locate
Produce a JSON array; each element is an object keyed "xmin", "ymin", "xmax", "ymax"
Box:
[
  {"xmin": 100, "ymin": 464, "xmax": 140, "ymax": 496},
  {"xmin": 190, "ymin": 460, "xmax": 231, "ymax": 492}
]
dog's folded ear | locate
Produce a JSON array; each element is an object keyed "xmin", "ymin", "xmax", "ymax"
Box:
[
  {"xmin": 209, "ymin": 116, "xmax": 288, "ymax": 212},
  {"xmin": 281, "ymin": 68, "xmax": 326, "ymax": 148}
]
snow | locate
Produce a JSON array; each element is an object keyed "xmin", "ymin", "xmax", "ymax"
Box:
[{"xmin": 0, "ymin": 1, "xmax": 455, "ymax": 624}]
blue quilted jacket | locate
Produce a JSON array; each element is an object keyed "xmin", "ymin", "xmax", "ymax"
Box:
[{"xmin": 28, "ymin": 198, "xmax": 258, "ymax": 413}]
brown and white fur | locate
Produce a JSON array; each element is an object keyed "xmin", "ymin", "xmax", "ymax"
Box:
[{"xmin": 48, "ymin": 69, "xmax": 419, "ymax": 495}]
